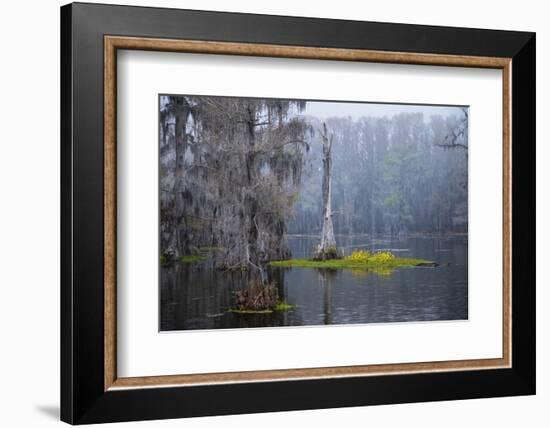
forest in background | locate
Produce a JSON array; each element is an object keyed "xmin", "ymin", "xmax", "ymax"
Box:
[
  {"xmin": 159, "ymin": 95, "xmax": 468, "ymax": 272},
  {"xmin": 288, "ymin": 112, "xmax": 468, "ymax": 236}
]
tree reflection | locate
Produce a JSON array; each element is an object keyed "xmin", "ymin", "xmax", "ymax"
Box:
[{"xmin": 317, "ymin": 269, "xmax": 338, "ymax": 325}]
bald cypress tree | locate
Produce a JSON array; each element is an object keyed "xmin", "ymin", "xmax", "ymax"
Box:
[
  {"xmin": 314, "ymin": 122, "xmax": 338, "ymax": 260},
  {"xmin": 160, "ymin": 95, "xmax": 310, "ymax": 282}
]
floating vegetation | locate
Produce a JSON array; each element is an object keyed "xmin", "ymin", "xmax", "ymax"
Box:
[
  {"xmin": 228, "ymin": 301, "xmax": 295, "ymax": 315},
  {"xmin": 269, "ymin": 250, "xmax": 431, "ymax": 271},
  {"xmin": 229, "ymin": 282, "xmax": 296, "ymax": 314},
  {"xmin": 274, "ymin": 301, "xmax": 296, "ymax": 312},
  {"xmin": 228, "ymin": 308, "xmax": 274, "ymax": 314}
]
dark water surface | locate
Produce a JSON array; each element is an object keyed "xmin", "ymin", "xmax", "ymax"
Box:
[{"xmin": 160, "ymin": 236, "xmax": 468, "ymax": 331}]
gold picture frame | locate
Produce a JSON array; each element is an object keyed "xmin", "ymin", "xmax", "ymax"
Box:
[{"xmin": 103, "ymin": 35, "xmax": 512, "ymax": 391}]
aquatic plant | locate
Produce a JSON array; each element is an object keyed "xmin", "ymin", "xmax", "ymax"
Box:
[
  {"xmin": 229, "ymin": 281, "xmax": 296, "ymax": 314},
  {"xmin": 345, "ymin": 250, "xmax": 396, "ymax": 263},
  {"xmin": 269, "ymin": 252, "xmax": 428, "ymax": 270},
  {"xmin": 233, "ymin": 282, "xmax": 279, "ymax": 312}
]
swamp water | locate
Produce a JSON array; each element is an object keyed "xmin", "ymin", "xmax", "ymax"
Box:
[{"xmin": 160, "ymin": 235, "xmax": 468, "ymax": 331}]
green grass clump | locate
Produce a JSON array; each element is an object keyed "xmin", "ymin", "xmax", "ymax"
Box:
[
  {"xmin": 269, "ymin": 252, "xmax": 429, "ymax": 270},
  {"xmin": 228, "ymin": 300, "xmax": 295, "ymax": 315},
  {"xmin": 346, "ymin": 250, "xmax": 396, "ymax": 263},
  {"xmin": 274, "ymin": 301, "xmax": 295, "ymax": 312},
  {"xmin": 179, "ymin": 255, "xmax": 207, "ymax": 263},
  {"xmin": 228, "ymin": 308, "xmax": 274, "ymax": 314}
]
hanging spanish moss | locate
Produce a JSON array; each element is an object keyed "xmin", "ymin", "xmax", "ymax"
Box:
[{"xmin": 160, "ymin": 95, "xmax": 311, "ymax": 283}]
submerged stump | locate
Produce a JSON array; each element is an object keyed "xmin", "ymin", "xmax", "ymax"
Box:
[{"xmin": 233, "ymin": 281, "xmax": 279, "ymax": 312}]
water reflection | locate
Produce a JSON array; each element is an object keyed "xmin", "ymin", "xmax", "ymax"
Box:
[{"xmin": 160, "ymin": 235, "xmax": 468, "ymax": 331}]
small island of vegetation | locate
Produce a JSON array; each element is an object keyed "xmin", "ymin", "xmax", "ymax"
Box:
[
  {"xmin": 227, "ymin": 282, "xmax": 296, "ymax": 314},
  {"xmin": 269, "ymin": 249, "xmax": 432, "ymax": 271}
]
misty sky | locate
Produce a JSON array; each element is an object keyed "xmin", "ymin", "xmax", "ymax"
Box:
[
  {"xmin": 160, "ymin": 95, "xmax": 465, "ymax": 122},
  {"xmin": 304, "ymin": 100, "xmax": 464, "ymax": 121}
]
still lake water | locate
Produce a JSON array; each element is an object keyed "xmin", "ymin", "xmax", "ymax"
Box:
[{"xmin": 160, "ymin": 235, "xmax": 468, "ymax": 331}]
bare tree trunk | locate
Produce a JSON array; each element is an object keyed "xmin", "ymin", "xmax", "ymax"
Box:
[{"xmin": 315, "ymin": 123, "xmax": 337, "ymax": 260}]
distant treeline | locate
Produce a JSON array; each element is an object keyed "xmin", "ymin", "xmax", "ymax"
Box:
[{"xmin": 287, "ymin": 113, "xmax": 468, "ymax": 236}]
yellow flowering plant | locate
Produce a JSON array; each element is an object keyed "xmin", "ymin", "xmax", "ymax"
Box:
[{"xmin": 345, "ymin": 250, "xmax": 395, "ymax": 263}]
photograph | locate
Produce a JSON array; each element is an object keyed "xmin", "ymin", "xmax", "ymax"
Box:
[
  {"xmin": 159, "ymin": 95, "xmax": 469, "ymax": 331},
  {"xmin": 51, "ymin": 1, "xmax": 536, "ymax": 424}
]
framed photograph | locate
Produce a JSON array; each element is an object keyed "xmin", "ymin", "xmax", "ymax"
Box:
[{"xmin": 61, "ymin": 2, "xmax": 535, "ymax": 424}]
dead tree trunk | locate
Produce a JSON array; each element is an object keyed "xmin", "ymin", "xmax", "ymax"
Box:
[{"xmin": 315, "ymin": 123, "xmax": 337, "ymax": 260}]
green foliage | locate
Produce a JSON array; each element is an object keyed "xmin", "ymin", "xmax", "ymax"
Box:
[
  {"xmin": 346, "ymin": 249, "xmax": 370, "ymax": 262},
  {"xmin": 269, "ymin": 252, "xmax": 428, "ymax": 270},
  {"xmin": 287, "ymin": 112, "xmax": 468, "ymax": 236},
  {"xmin": 228, "ymin": 308, "xmax": 274, "ymax": 314},
  {"xmin": 346, "ymin": 250, "xmax": 395, "ymax": 264},
  {"xmin": 228, "ymin": 301, "xmax": 295, "ymax": 314},
  {"xmin": 371, "ymin": 251, "xmax": 396, "ymax": 263},
  {"xmin": 274, "ymin": 301, "xmax": 296, "ymax": 312}
]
